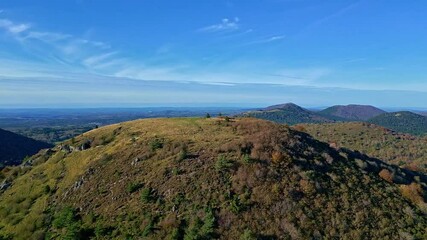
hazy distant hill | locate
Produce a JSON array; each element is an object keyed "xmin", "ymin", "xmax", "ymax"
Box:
[
  {"xmin": 0, "ymin": 128, "xmax": 52, "ymax": 167},
  {"xmin": 368, "ymin": 111, "xmax": 427, "ymax": 136},
  {"xmin": 319, "ymin": 104, "xmax": 386, "ymax": 121},
  {"xmin": 240, "ymin": 103, "xmax": 334, "ymax": 125},
  {"xmin": 1, "ymin": 118, "xmax": 426, "ymax": 239}
]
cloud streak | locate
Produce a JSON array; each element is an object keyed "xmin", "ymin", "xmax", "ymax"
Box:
[
  {"xmin": 1, "ymin": 13, "xmax": 408, "ymax": 97},
  {"xmin": 0, "ymin": 17, "xmax": 188, "ymax": 84},
  {"xmin": 24, "ymin": 31, "xmax": 71, "ymax": 42},
  {"xmin": 83, "ymin": 52, "xmax": 119, "ymax": 67},
  {"xmin": 0, "ymin": 17, "xmax": 325, "ymax": 88},
  {"xmin": 243, "ymin": 35, "xmax": 285, "ymax": 45},
  {"xmin": 0, "ymin": 19, "xmax": 30, "ymax": 34},
  {"xmin": 0, "ymin": 18, "xmax": 109, "ymax": 51},
  {"xmin": 199, "ymin": 17, "xmax": 240, "ymax": 32},
  {"xmin": 297, "ymin": 1, "xmax": 361, "ymax": 36},
  {"xmin": 0, "ymin": 17, "xmax": 115, "ymax": 72}
]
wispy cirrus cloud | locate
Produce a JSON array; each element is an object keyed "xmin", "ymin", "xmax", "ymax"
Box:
[
  {"xmin": 297, "ymin": 1, "xmax": 361, "ymax": 37},
  {"xmin": 0, "ymin": 17, "xmax": 186, "ymax": 83},
  {"xmin": 24, "ymin": 31, "xmax": 71, "ymax": 42},
  {"xmin": 266, "ymin": 68, "xmax": 332, "ymax": 85},
  {"xmin": 0, "ymin": 18, "xmax": 109, "ymax": 50},
  {"xmin": 267, "ymin": 35, "xmax": 285, "ymax": 42},
  {"xmin": 0, "ymin": 16, "xmax": 332, "ymax": 89},
  {"xmin": 0, "ymin": 19, "xmax": 30, "ymax": 34},
  {"xmin": 75, "ymin": 38, "xmax": 110, "ymax": 49},
  {"xmin": 199, "ymin": 17, "xmax": 240, "ymax": 32},
  {"xmin": 83, "ymin": 52, "xmax": 118, "ymax": 67},
  {"xmin": 244, "ymin": 34, "xmax": 285, "ymax": 45},
  {"xmin": 0, "ymin": 17, "xmax": 114, "ymax": 71}
]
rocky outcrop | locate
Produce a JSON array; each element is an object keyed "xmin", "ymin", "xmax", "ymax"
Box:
[
  {"xmin": 60, "ymin": 140, "xmax": 91, "ymax": 153},
  {"xmin": 0, "ymin": 180, "xmax": 11, "ymax": 191}
]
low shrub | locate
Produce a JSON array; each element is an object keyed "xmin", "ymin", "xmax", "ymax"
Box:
[
  {"xmin": 141, "ymin": 217, "xmax": 154, "ymax": 237},
  {"xmin": 240, "ymin": 229, "xmax": 256, "ymax": 240},
  {"xmin": 184, "ymin": 208, "xmax": 215, "ymax": 240},
  {"xmin": 51, "ymin": 207, "xmax": 92, "ymax": 239},
  {"xmin": 140, "ymin": 188, "xmax": 152, "ymax": 203},
  {"xmin": 177, "ymin": 147, "xmax": 188, "ymax": 161},
  {"xmin": 150, "ymin": 138, "xmax": 164, "ymax": 151},
  {"xmin": 241, "ymin": 154, "xmax": 252, "ymax": 164},
  {"xmin": 126, "ymin": 182, "xmax": 143, "ymax": 193},
  {"xmin": 43, "ymin": 185, "xmax": 51, "ymax": 195},
  {"xmin": 215, "ymin": 155, "xmax": 234, "ymax": 172}
]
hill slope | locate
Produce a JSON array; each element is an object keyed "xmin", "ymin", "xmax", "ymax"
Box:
[
  {"xmin": 240, "ymin": 103, "xmax": 334, "ymax": 125},
  {"xmin": 301, "ymin": 122, "xmax": 427, "ymax": 172},
  {"xmin": 319, "ymin": 104, "xmax": 386, "ymax": 121},
  {"xmin": 368, "ymin": 111, "xmax": 427, "ymax": 136},
  {"xmin": 0, "ymin": 118, "xmax": 426, "ymax": 239},
  {"xmin": 0, "ymin": 128, "xmax": 52, "ymax": 167}
]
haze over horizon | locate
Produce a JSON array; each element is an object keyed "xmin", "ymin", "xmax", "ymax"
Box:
[{"xmin": 1, "ymin": 0, "xmax": 427, "ymax": 108}]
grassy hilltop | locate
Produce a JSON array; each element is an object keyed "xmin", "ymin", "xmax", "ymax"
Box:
[{"xmin": 0, "ymin": 117, "xmax": 426, "ymax": 239}]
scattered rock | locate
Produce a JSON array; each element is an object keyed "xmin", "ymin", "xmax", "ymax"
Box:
[
  {"xmin": 329, "ymin": 142, "xmax": 338, "ymax": 150},
  {"xmin": 73, "ymin": 177, "xmax": 84, "ymax": 190},
  {"xmin": 131, "ymin": 157, "xmax": 141, "ymax": 166},
  {"xmin": 355, "ymin": 159, "xmax": 368, "ymax": 170},
  {"xmin": 0, "ymin": 181, "xmax": 11, "ymax": 191},
  {"xmin": 79, "ymin": 140, "xmax": 91, "ymax": 151},
  {"xmin": 45, "ymin": 149, "xmax": 55, "ymax": 154},
  {"xmin": 86, "ymin": 167, "xmax": 95, "ymax": 176},
  {"xmin": 22, "ymin": 159, "xmax": 33, "ymax": 167},
  {"xmin": 60, "ymin": 144, "xmax": 76, "ymax": 153}
]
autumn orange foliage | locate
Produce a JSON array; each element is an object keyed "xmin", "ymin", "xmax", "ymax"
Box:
[
  {"xmin": 378, "ymin": 169, "xmax": 393, "ymax": 183},
  {"xmin": 399, "ymin": 182, "xmax": 425, "ymax": 204},
  {"xmin": 271, "ymin": 151, "xmax": 284, "ymax": 164}
]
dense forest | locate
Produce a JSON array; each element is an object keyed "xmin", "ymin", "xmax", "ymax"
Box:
[
  {"xmin": 301, "ymin": 122, "xmax": 427, "ymax": 172},
  {"xmin": 368, "ymin": 111, "xmax": 427, "ymax": 136}
]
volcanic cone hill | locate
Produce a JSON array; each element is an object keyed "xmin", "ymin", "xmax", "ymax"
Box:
[
  {"xmin": 239, "ymin": 103, "xmax": 333, "ymax": 125},
  {"xmin": 0, "ymin": 118, "xmax": 426, "ymax": 239}
]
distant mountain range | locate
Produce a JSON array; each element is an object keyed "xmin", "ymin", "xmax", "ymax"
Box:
[
  {"xmin": 240, "ymin": 103, "xmax": 427, "ymax": 136},
  {"xmin": 0, "ymin": 128, "xmax": 52, "ymax": 167}
]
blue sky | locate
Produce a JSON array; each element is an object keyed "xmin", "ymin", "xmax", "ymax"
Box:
[{"xmin": 1, "ymin": 0, "xmax": 427, "ymax": 108}]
